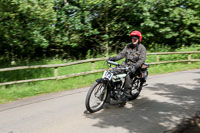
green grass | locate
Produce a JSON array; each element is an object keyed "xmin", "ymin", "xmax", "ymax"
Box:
[
  {"xmin": 149, "ymin": 62, "xmax": 200, "ymax": 75},
  {"xmin": 0, "ymin": 45, "xmax": 200, "ymax": 104},
  {"xmin": 0, "ymin": 73, "xmax": 102, "ymax": 103},
  {"xmin": 0, "ymin": 61, "xmax": 199, "ymax": 104},
  {"xmin": 58, "ymin": 63, "xmax": 93, "ymax": 75}
]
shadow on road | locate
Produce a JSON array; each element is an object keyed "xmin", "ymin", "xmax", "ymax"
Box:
[{"xmin": 84, "ymin": 77, "xmax": 200, "ymax": 133}]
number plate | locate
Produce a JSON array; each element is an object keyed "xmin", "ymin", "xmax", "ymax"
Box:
[{"xmin": 102, "ymin": 71, "xmax": 113, "ymax": 80}]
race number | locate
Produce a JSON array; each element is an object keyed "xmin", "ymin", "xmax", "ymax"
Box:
[{"xmin": 102, "ymin": 71, "xmax": 113, "ymax": 80}]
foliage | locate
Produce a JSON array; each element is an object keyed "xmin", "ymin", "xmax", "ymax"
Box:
[
  {"xmin": 141, "ymin": 0, "xmax": 200, "ymax": 49},
  {"xmin": 0, "ymin": 0, "xmax": 199, "ymax": 61},
  {"xmin": 0, "ymin": 0, "xmax": 56, "ymax": 60}
]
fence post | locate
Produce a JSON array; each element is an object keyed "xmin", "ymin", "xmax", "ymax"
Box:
[
  {"xmin": 91, "ymin": 61, "xmax": 95, "ymax": 71},
  {"xmin": 188, "ymin": 54, "xmax": 192, "ymax": 64},
  {"xmin": 54, "ymin": 67, "xmax": 58, "ymax": 78},
  {"xmin": 156, "ymin": 55, "xmax": 160, "ymax": 63}
]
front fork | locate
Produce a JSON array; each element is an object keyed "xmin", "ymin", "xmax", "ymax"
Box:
[{"xmin": 96, "ymin": 78, "xmax": 111, "ymax": 103}]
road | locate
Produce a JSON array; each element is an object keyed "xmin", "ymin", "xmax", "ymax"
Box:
[{"xmin": 0, "ymin": 69, "xmax": 200, "ymax": 133}]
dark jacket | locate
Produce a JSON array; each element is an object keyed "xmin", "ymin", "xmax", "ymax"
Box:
[{"xmin": 112, "ymin": 43, "xmax": 146, "ymax": 68}]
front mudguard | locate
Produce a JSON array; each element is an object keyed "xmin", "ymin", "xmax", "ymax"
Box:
[{"xmin": 96, "ymin": 78, "xmax": 109, "ymax": 84}]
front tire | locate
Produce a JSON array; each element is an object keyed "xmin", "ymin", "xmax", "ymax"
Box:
[{"xmin": 85, "ymin": 81, "xmax": 108, "ymax": 113}]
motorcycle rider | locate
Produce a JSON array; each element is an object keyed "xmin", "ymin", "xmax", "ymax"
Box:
[{"xmin": 108, "ymin": 30, "xmax": 147, "ymax": 105}]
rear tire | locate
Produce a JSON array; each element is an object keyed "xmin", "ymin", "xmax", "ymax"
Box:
[
  {"xmin": 128, "ymin": 79, "xmax": 144, "ymax": 101},
  {"xmin": 85, "ymin": 81, "xmax": 108, "ymax": 113}
]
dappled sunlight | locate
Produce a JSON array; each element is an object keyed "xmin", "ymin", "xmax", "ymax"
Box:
[
  {"xmin": 141, "ymin": 89, "xmax": 184, "ymax": 105},
  {"xmin": 146, "ymin": 83, "xmax": 200, "ymax": 107},
  {"xmin": 143, "ymin": 84, "xmax": 198, "ymax": 106},
  {"xmin": 84, "ymin": 74, "xmax": 200, "ymax": 133}
]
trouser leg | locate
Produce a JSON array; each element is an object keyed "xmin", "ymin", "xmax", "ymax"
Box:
[
  {"xmin": 123, "ymin": 72, "xmax": 135, "ymax": 97},
  {"xmin": 124, "ymin": 74, "xmax": 132, "ymax": 91}
]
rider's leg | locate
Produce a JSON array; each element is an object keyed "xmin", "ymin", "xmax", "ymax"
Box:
[
  {"xmin": 124, "ymin": 74, "xmax": 132, "ymax": 90},
  {"xmin": 123, "ymin": 73, "xmax": 134, "ymax": 97}
]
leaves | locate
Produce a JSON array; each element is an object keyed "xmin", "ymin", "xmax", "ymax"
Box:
[
  {"xmin": 0, "ymin": 0, "xmax": 199, "ymax": 60},
  {"xmin": 0, "ymin": 0, "xmax": 56, "ymax": 59}
]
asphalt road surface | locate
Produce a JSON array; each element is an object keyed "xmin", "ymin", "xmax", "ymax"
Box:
[{"xmin": 0, "ymin": 69, "xmax": 200, "ymax": 133}]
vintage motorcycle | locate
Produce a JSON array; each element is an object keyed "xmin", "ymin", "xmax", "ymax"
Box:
[{"xmin": 85, "ymin": 60, "xmax": 149, "ymax": 113}]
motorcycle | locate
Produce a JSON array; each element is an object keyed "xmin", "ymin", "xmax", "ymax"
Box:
[{"xmin": 85, "ymin": 60, "xmax": 149, "ymax": 113}]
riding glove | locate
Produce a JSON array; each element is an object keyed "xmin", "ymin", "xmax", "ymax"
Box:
[{"xmin": 108, "ymin": 57, "xmax": 117, "ymax": 61}]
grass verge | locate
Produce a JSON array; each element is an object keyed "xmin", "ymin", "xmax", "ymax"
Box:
[{"xmin": 0, "ymin": 62, "xmax": 199, "ymax": 104}]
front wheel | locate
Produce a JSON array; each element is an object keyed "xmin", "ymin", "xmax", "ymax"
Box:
[{"xmin": 85, "ymin": 81, "xmax": 108, "ymax": 113}]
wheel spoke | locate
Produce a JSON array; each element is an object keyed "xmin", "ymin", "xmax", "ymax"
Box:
[{"xmin": 89, "ymin": 83, "xmax": 107, "ymax": 111}]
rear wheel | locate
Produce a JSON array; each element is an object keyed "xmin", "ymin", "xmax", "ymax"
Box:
[
  {"xmin": 128, "ymin": 78, "xmax": 144, "ymax": 101},
  {"xmin": 85, "ymin": 81, "xmax": 108, "ymax": 113}
]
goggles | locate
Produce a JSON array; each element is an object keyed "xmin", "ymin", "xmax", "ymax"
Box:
[{"xmin": 131, "ymin": 37, "xmax": 139, "ymax": 42}]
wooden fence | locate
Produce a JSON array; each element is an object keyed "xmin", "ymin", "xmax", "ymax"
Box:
[{"xmin": 0, "ymin": 51, "xmax": 200, "ymax": 86}]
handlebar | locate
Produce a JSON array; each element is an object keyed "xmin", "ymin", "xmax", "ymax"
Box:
[
  {"xmin": 116, "ymin": 67, "xmax": 129, "ymax": 70},
  {"xmin": 106, "ymin": 60, "xmax": 120, "ymax": 66}
]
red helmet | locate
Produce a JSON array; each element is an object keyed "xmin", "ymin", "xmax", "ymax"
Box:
[{"xmin": 129, "ymin": 30, "xmax": 142, "ymax": 42}]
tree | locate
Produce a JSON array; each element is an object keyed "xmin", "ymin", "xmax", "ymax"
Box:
[
  {"xmin": 0, "ymin": 0, "xmax": 56, "ymax": 60},
  {"xmin": 140, "ymin": 0, "xmax": 200, "ymax": 50},
  {"xmin": 0, "ymin": 0, "xmax": 199, "ymax": 60}
]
